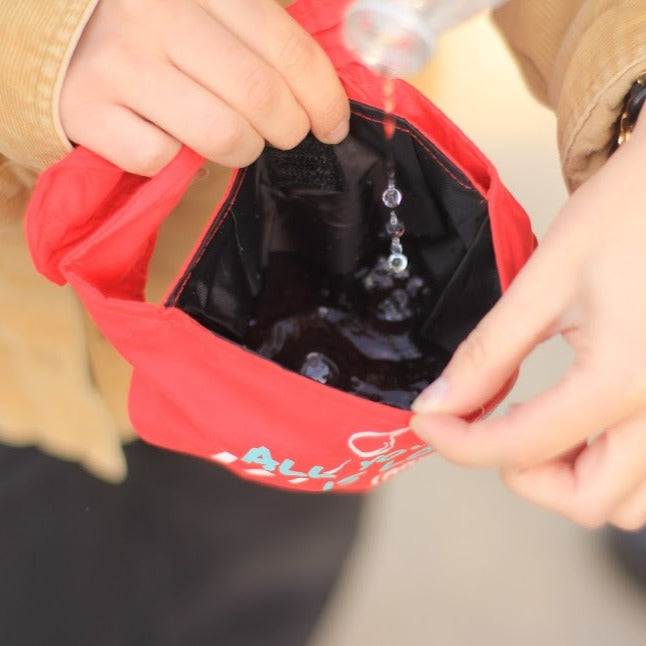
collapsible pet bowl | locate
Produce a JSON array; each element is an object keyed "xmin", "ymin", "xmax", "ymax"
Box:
[{"xmin": 26, "ymin": 0, "xmax": 534, "ymax": 492}]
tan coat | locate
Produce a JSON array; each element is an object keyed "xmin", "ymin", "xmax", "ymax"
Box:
[{"xmin": 1, "ymin": 0, "xmax": 644, "ymax": 481}]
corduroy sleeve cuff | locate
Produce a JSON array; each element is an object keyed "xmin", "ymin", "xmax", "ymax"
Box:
[
  {"xmin": 0, "ymin": 0, "xmax": 99, "ymax": 170},
  {"xmin": 553, "ymin": 1, "xmax": 646, "ymax": 191}
]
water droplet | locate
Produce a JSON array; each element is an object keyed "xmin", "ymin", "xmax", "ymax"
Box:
[
  {"xmin": 300, "ymin": 352, "xmax": 339, "ymax": 385},
  {"xmin": 388, "ymin": 253, "xmax": 408, "ymax": 274},
  {"xmin": 382, "ymin": 186, "xmax": 402, "ymax": 208},
  {"xmin": 386, "ymin": 216, "xmax": 405, "ymax": 238}
]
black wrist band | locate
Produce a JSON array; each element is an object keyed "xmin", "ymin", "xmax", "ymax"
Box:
[{"xmin": 611, "ymin": 72, "xmax": 646, "ymax": 154}]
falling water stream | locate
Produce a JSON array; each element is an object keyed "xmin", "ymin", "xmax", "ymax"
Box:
[
  {"xmin": 381, "ymin": 75, "xmax": 409, "ymax": 275},
  {"xmin": 242, "ymin": 77, "xmax": 443, "ymax": 408}
]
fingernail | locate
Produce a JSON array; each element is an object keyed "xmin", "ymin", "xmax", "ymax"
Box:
[
  {"xmin": 326, "ymin": 119, "xmax": 350, "ymax": 143},
  {"xmin": 411, "ymin": 377, "xmax": 448, "ymax": 414}
]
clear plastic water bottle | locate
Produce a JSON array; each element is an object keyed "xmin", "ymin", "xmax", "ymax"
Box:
[{"xmin": 343, "ymin": 0, "xmax": 507, "ymax": 77}]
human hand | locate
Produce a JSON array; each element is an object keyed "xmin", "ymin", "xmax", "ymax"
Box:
[
  {"xmin": 60, "ymin": 0, "xmax": 349, "ymax": 175},
  {"xmin": 411, "ymin": 113, "xmax": 646, "ymax": 530}
]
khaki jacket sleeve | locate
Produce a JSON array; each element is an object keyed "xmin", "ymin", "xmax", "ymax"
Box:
[
  {"xmin": 0, "ymin": 0, "xmax": 132, "ymax": 482},
  {"xmin": 0, "ymin": 0, "xmax": 99, "ymax": 170},
  {"xmin": 493, "ymin": 0, "xmax": 646, "ymax": 191},
  {"xmin": 0, "ymin": 158, "xmax": 130, "ymax": 483}
]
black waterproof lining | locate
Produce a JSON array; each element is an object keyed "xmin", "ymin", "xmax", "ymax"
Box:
[{"xmin": 168, "ymin": 102, "xmax": 502, "ymax": 409}]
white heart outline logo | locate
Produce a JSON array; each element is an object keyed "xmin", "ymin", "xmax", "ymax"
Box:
[{"xmin": 347, "ymin": 427, "xmax": 411, "ymax": 458}]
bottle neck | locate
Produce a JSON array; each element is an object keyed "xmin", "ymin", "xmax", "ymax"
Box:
[{"xmin": 343, "ymin": 0, "xmax": 508, "ymax": 77}]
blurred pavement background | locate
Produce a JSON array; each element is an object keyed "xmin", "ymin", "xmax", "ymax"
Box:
[{"xmin": 311, "ymin": 13, "xmax": 646, "ymax": 646}]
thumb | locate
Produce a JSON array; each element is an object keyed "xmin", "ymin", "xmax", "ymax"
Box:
[{"xmin": 411, "ymin": 252, "xmax": 565, "ymax": 417}]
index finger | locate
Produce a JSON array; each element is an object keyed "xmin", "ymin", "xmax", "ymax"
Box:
[{"xmin": 203, "ymin": 0, "xmax": 350, "ymax": 143}]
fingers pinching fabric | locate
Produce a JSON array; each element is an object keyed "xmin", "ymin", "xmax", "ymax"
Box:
[{"xmin": 26, "ymin": 0, "xmax": 534, "ymax": 493}]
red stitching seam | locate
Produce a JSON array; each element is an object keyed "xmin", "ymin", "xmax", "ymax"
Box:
[{"xmin": 351, "ymin": 109, "xmax": 476, "ymax": 192}]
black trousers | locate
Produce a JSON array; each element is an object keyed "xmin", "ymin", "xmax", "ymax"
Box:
[{"xmin": 0, "ymin": 441, "xmax": 363, "ymax": 646}]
